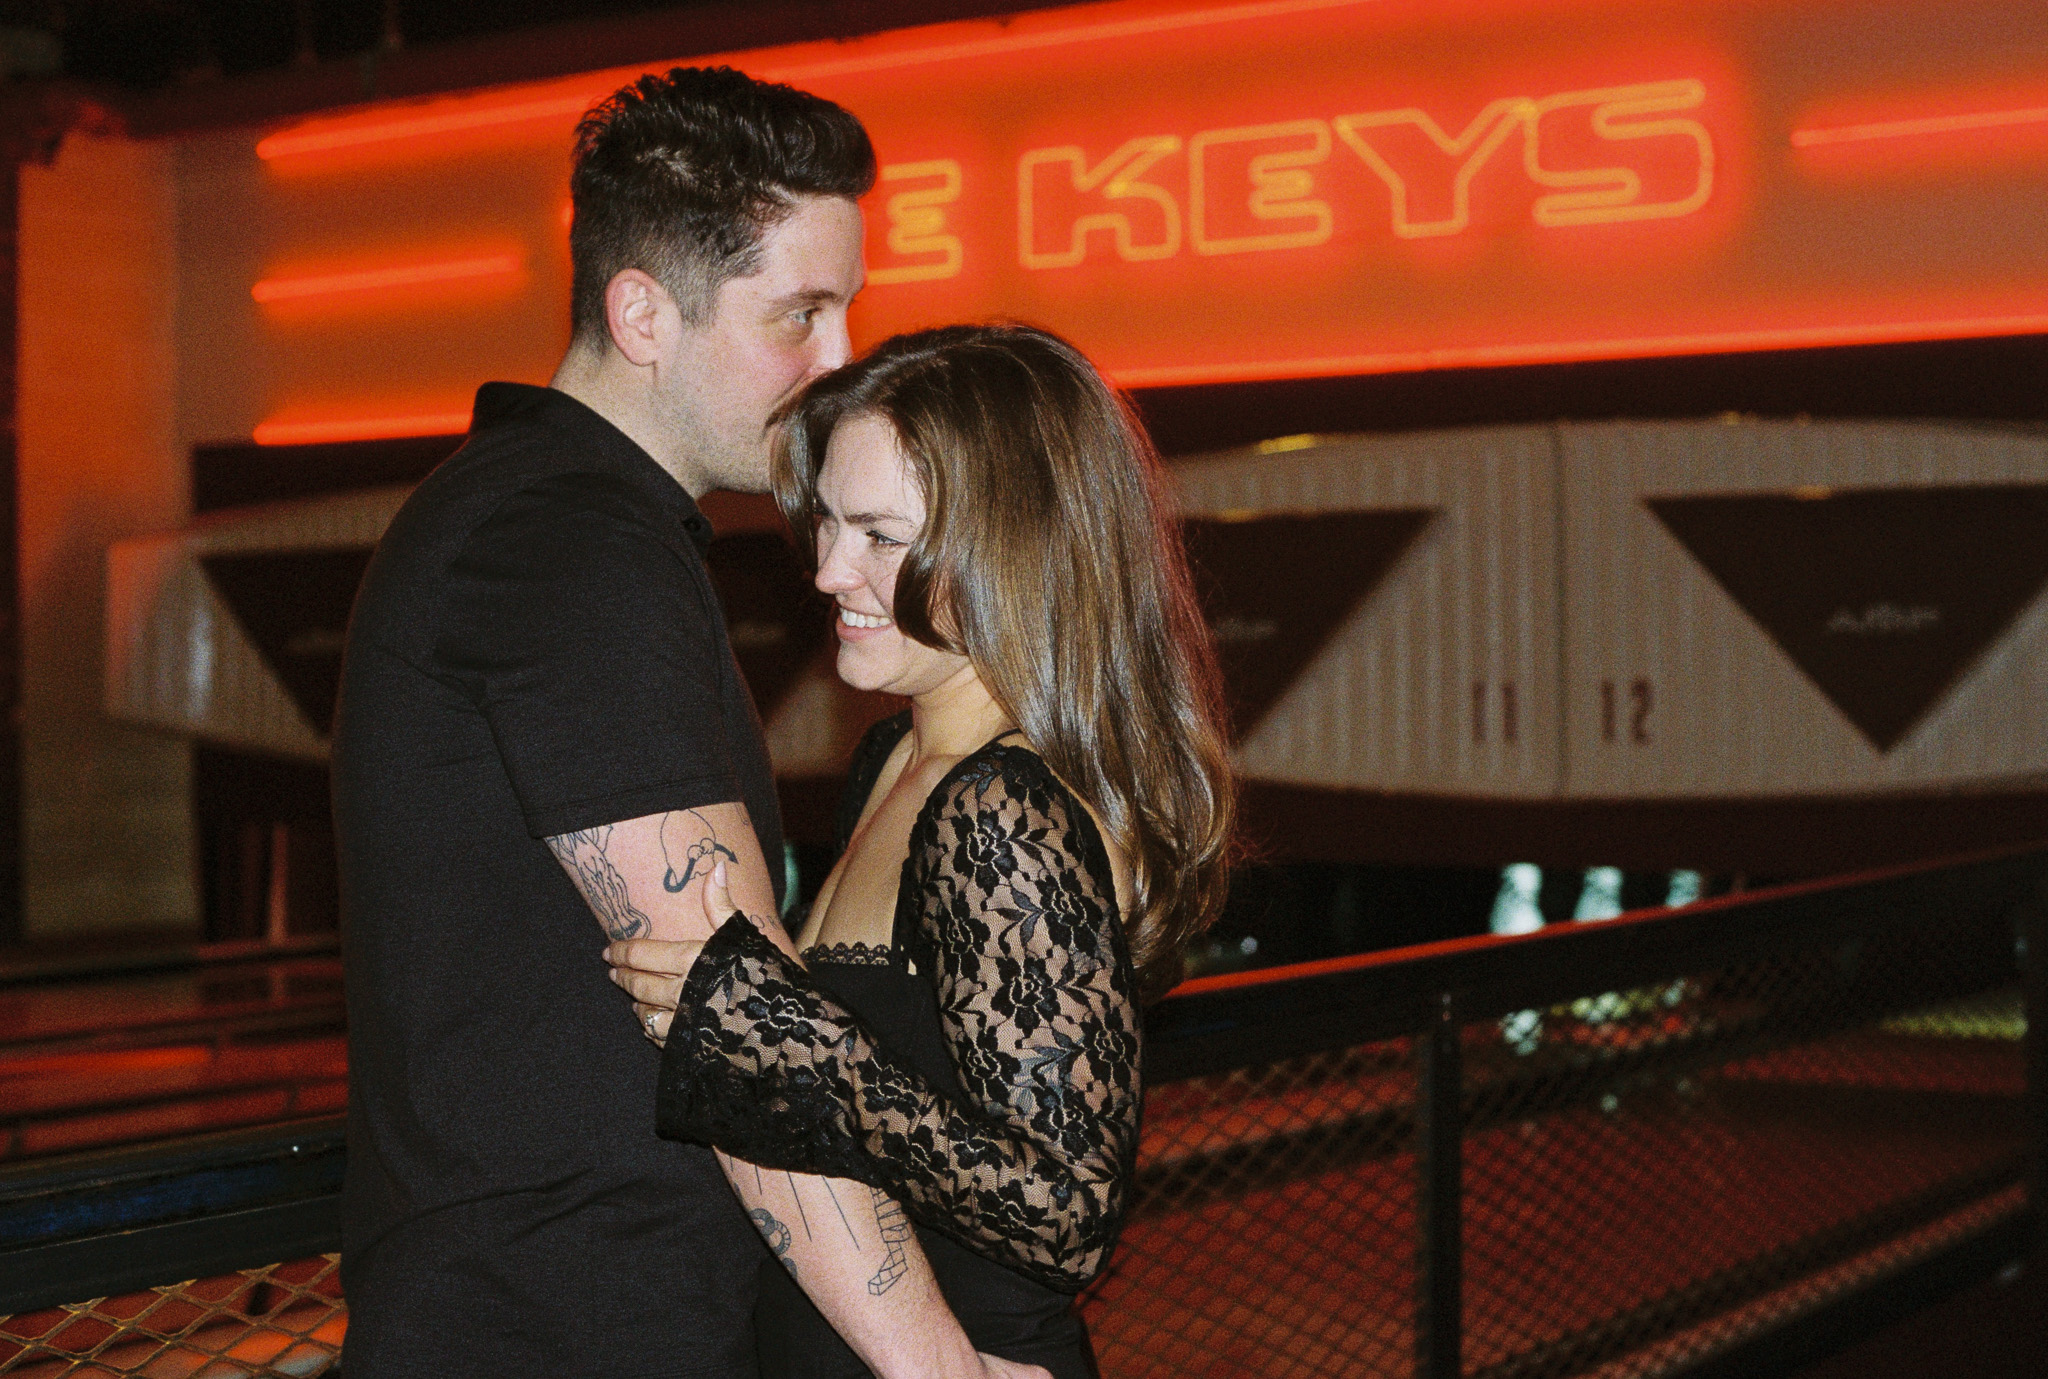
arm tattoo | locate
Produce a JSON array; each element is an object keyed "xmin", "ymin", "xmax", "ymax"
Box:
[
  {"xmin": 660, "ymin": 808, "xmax": 738, "ymax": 894},
  {"xmin": 822, "ymin": 1179, "xmax": 860, "ymax": 1246},
  {"xmin": 785, "ymin": 1171, "xmax": 814, "ymax": 1240},
  {"xmin": 750, "ymin": 1207, "xmax": 798, "ymax": 1281},
  {"xmin": 545, "ymin": 825, "xmax": 650, "ymax": 939},
  {"xmin": 867, "ymin": 1188, "xmax": 911, "ymax": 1296}
]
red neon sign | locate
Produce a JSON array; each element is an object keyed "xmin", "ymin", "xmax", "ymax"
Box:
[
  {"xmin": 257, "ymin": 89, "xmax": 599, "ymax": 162},
  {"xmin": 252, "ymin": 253, "xmax": 524, "ymax": 305},
  {"xmin": 233, "ymin": 0, "xmax": 2048, "ymax": 441},
  {"xmin": 254, "ymin": 409, "xmax": 475, "ymax": 446},
  {"xmin": 815, "ymin": 19, "xmax": 1759, "ymax": 387},
  {"xmin": 1004, "ymin": 77, "xmax": 1717, "ymax": 264},
  {"xmin": 1793, "ymin": 103, "xmax": 2048, "ymax": 148}
]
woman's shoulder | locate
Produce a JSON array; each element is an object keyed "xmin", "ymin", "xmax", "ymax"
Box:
[
  {"xmin": 927, "ymin": 734, "xmax": 1067, "ymax": 816},
  {"xmin": 919, "ymin": 737, "xmax": 1115, "ymax": 878},
  {"xmin": 911, "ymin": 737, "xmax": 1127, "ymax": 944}
]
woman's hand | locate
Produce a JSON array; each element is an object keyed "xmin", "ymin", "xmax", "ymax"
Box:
[
  {"xmin": 606, "ymin": 859, "xmax": 799, "ymax": 1044},
  {"xmin": 605, "ymin": 936, "xmax": 700, "ymax": 1046}
]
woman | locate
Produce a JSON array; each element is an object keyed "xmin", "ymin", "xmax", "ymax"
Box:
[{"xmin": 608, "ymin": 324, "xmax": 1234, "ymax": 1377}]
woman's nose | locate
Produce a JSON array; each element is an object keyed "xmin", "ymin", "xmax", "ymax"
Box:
[{"xmin": 815, "ymin": 536, "xmax": 859, "ymax": 593}]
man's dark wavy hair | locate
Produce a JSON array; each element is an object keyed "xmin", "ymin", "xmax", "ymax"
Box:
[{"xmin": 569, "ymin": 66, "xmax": 875, "ymax": 335}]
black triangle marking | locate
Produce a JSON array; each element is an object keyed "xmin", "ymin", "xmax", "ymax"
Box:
[
  {"xmin": 199, "ymin": 547, "xmax": 376, "ymax": 737},
  {"xmin": 1646, "ymin": 483, "xmax": 2048, "ymax": 752},
  {"xmin": 1183, "ymin": 509, "xmax": 1435, "ymax": 739},
  {"xmin": 704, "ymin": 531, "xmax": 834, "ymax": 720}
]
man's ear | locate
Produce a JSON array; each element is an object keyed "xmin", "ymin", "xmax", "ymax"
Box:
[{"xmin": 604, "ymin": 269, "xmax": 676, "ymax": 368}]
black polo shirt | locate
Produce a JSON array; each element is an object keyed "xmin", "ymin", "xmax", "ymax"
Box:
[{"xmin": 334, "ymin": 382, "xmax": 782, "ymax": 1378}]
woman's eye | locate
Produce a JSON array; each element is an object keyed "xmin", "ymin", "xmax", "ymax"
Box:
[{"xmin": 866, "ymin": 529, "xmax": 903, "ymax": 549}]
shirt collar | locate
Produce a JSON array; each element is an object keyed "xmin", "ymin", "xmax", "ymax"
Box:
[{"xmin": 469, "ymin": 382, "xmax": 716, "ymax": 554}]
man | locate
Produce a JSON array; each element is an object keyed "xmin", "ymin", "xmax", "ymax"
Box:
[{"xmin": 334, "ymin": 67, "xmax": 1035, "ymax": 1378}]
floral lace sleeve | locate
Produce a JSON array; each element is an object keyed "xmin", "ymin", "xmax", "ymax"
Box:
[{"xmin": 655, "ymin": 747, "xmax": 1141, "ymax": 1292}]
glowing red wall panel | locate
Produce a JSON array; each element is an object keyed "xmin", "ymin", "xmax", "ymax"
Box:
[{"xmin": 218, "ymin": 0, "xmax": 2048, "ymax": 442}]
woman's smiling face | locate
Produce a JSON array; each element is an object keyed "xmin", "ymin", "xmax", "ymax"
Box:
[{"xmin": 812, "ymin": 413, "xmax": 977, "ymax": 699}]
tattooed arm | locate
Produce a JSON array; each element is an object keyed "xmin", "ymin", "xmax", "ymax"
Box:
[
  {"xmin": 544, "ymin": 825, "xmax": 654, "ymax": 939},
  {"xmin": 545, "ymin": 803, "xmax": 776, "ymax": 946},
  {"xmin": 546, "ymin": 806, "xmax": 1027, "ymax": 1379},
  {"xmin": 728, "ymin": 1157, "xmax": 1018, "ymax": 1378},
  {"xmin": 732, "ymin": 1165, "xmax": 911, "ymax": 1297}
]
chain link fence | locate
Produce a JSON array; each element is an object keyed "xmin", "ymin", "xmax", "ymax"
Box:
[
  {"xmin": 1087, "ymin": 1037, "xmax": 1422, "ymax": 1378},
  {"xmin": 0, "ymin": 1256, "xmax": 342, "ymax": 1377},
  {"xmin": 1076, "ymin": 851, "xmax": 2040, "ymax": 1378},
  {"xmin": 3, "ymin": 849, "xmax": 2041, "ymax": 1378}
]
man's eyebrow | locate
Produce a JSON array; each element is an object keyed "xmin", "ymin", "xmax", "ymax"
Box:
[{"xmin": 769, "ymin": 286, "xmax": 846, "ymax": 310}]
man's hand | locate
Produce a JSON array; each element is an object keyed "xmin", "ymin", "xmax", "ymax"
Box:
[{"xmin": 978, "ymin": 1357, "xmax": 1051, "ymax": 1378}]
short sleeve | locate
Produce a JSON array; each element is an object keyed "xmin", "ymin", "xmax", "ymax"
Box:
[{"xmin": 437, "ymin": 473, "xmax": 740, "ymax": 838}]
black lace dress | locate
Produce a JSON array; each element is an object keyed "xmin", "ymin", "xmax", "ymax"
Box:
[{"xmin": 655, "ymin": 713, "xmax": 1140, "ymax": 1379}]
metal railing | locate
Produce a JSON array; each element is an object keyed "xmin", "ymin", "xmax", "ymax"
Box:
[
  {"xmin": 2, "ymin": 845, "xmax": 2041, "ymax": 1378},
  {"xmin": 0, "ymin": 939, "xmax": 346, "ymax": 1167}
]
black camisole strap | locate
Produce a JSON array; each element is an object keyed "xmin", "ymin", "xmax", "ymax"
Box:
[
  {"xmin": 832, "ymin": 711, "xmax": 913, "ymax": 859},
  {"xmin": 831, "ymin": 716, "xmax": 1032, "ymax": 861}
]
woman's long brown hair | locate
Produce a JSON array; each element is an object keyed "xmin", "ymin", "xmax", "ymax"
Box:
[{"xmin": 774, "ymin": 324, "xmax": 1235, "ymax": 1002}]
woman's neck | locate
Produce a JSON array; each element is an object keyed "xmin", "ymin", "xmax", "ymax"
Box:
[{"xmin": 907, "ymin": 668, "xmax": 1014, "ymax": 763}]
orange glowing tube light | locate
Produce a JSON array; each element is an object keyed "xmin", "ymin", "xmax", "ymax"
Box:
[
  {"xmin": 253, "ymin": 0, "xmax": 1382, "ymax": 167},
  {"xmin": 761, "ymin": 0, "xmax": 1387, "ymax": 84},
  {"xmin": 252, "ymin": 254, "xmax": 523, "ymax": 303},
  {"xmin": 253, "ymin": 410, "xmax": 474, "ymax": 446},
  {"xmin": 1792, "ymin": 102, "xmax": 2048, "ymax": 147},
  {"xmin": 1106, "ymin": 311, "xmax": 2048, "ymax": 389},
  {"xmin": 257, "ymin": 92, "xmax": 597, "ymax": 161},
  {"xmin": 230, "ymin": 0, "xmax": 2048, "ymax": 406}
]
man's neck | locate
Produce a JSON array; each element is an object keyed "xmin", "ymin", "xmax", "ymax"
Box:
[{"xmin": 549, "ymin": 342, "xmax": 701, "ymax": 495}]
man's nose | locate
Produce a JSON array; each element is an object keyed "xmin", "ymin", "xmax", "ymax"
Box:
[{"xmin": 812, "ymin": 316, "xmax": 853, "ymax": 375}]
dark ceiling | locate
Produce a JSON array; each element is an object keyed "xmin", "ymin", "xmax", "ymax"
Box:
[{"xmin": 9, "ymin": 1, "xmax": 706, "ymax": 89}]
